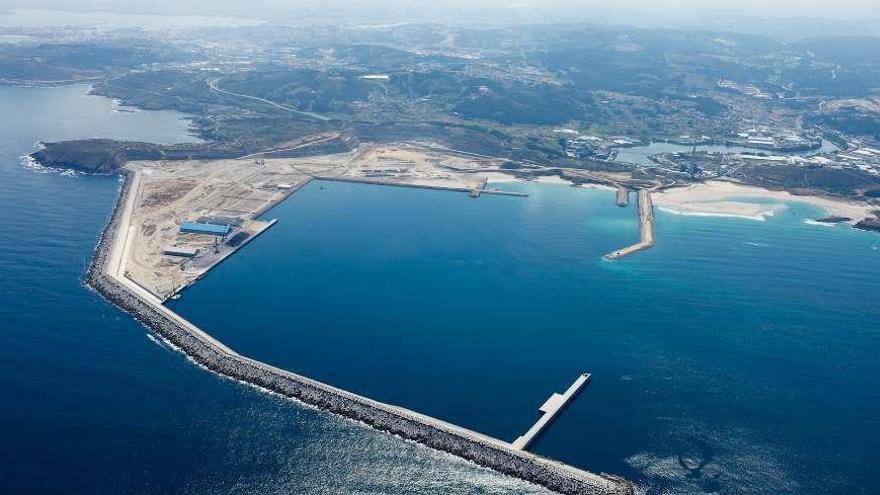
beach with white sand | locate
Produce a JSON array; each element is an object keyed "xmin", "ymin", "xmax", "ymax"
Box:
[{"xmin": 653, "ymin": 180, "xmax": 875, "ymax": 222}]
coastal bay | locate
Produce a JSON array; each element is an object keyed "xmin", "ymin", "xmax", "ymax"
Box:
[
  {"xmin": 170, "ymin": 178, "xmax": 880, "ymax": 495},
  {"xmin": 5, "ymin": 83, "xmax": 880, "ymax": 495},
  {"xmin": 6, "ymin": 13, "xmax": 880, "ymax": 495},
  {"xmin": 0, "ymin": 84, "xmax": 555, "ymax": 495}
]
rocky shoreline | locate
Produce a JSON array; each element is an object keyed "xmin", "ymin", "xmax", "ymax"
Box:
[
  {"xmin": 854, "ymin": 217, "xmax": 880, "ymax": 232},
  {"xmin": 85, "ymin": 172, "xmax": 633, "ymax": 495},
  {"xmin": 31, "ymin": 137, "xmax": 353, "ymax": 174}
]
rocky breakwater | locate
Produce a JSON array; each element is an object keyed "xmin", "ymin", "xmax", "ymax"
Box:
[
  {"xmin": 603, "ymin": 189, "xmax": 655, "ymax": 261},
  {"xmin": 86, "ymin": 173, "xmax": 634, "ymax": 495}
]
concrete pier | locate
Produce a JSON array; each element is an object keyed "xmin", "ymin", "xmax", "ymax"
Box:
[
  {"xmin": 470, "ymin": 177, "xmax": 488, "ymax": 198},
  {"xmin": 170, "ymin": 218, "xmax": 278, "ymax": 298},
  {"xmin": 603, "ymin": 189, "xmax": 655, "ymax": 260},
  {"xmin": 313, "ymin": 175, "xmax": 471, "ymax": 194},
  {"xmin": 513, "ymin": 374, "xmax": 591, "ymax": 450},
  {"xmin": 481, "ymin": 189, "xmax": 530, "ymax": 197},
  {"xmin": 313, "ymin": 175, "xmax": 529, "ymax": 198},
  {"xmin": 86, "ymin": 171, "xmax": 633, "ymax": 495},
  {"xmin": 615, "ymin": 187, "xmax": 629, "ymax": 207}
]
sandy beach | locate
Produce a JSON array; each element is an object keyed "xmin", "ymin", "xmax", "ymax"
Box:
[{"xmin": 653, "ymin": 180, "xmax": 875, "ymax": 222}]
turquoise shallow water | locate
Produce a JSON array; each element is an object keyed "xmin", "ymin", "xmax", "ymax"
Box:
[
  {"xmin": 0, "ymin": 85, "xmax": 543, "ymax": 495},
  {"xmin": 170, "ymin": 178, "xmax": 880, "ymax": 495}
]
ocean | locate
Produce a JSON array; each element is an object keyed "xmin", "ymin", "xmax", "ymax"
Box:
[
  {"xmin": 0, "ymin": 84, "xmax": 539, "ymax": 495},
  {"xmin": 2, "ymin": 84, "xmax": 879, "ymax": 495}
]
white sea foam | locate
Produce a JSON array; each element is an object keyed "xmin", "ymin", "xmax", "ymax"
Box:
[
  {"xmin": 804, "ymin": 219, "xmax": 836, "ymax": 227},
  {"xmin": 657, "ymin": 206, "xmax": 775, "ymax": 221},
  {"xmin": 145, "ymin": 333, "xmax": 168, "ymax": 349},
  {"xmin": 20, "ymin": 154, "xmax": 81, "ymax": 177}
]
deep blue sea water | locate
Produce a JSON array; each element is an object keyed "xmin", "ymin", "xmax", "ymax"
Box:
[
  {"xmin": 169, "ymin": 178, "xmax": 880, "ymax": 495},
  {"xmin": 0, "ymin": 85, "xmax": 543, "ymax": 495}
]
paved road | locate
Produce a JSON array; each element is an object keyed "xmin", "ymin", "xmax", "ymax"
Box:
[{"xmin": 208, "ymin": 78, "xmax": 330, "ymax": 121}]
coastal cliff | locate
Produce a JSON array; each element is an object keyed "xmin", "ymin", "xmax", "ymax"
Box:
[
  {"xmin": 32, "ymin": 139, "xmax": 133, "ymax": 173},
  {"xmin": 31, "ymin": 137, "xmax": 353, "ymax": 173}
]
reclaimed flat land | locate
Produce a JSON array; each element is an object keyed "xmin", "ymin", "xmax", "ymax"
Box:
[{"xmin": 122, "ymin": 144, "xmax": 508, "ymax": 299}]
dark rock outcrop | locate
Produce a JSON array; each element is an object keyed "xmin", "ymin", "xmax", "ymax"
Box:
[
  {"xmin": 31, "ymin": 137, "xmax": 353, "ymax": 174},
  {"xmin": 854, "ymin": 217, "xmax": 880, "ymax": 232},
  {"xmin": 815, "ymin": 215, "xmax": 852, "ymax": 223}
]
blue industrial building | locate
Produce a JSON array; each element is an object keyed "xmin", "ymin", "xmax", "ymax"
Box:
[{"xmin": 180, "ymin": 221, "xmax": 231, "ymax": 236}]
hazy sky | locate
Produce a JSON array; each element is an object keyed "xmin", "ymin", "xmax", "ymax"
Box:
[{"xmin": 2, "ymin": 0, "xmax": 879, "ymax": 27}]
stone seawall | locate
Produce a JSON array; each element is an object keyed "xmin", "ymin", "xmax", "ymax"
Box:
[{"xmin": 86, "ymin": 172, "xmax": 634, "ymax": 495}]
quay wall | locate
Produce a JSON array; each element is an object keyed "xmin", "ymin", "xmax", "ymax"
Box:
[
  {"xmin": 312, "ymin": 175, "xmax": 471, "ymax": 193},
  {"xmin": 86, "ymin": 172, "xmax": 633, "ymax": 495}
]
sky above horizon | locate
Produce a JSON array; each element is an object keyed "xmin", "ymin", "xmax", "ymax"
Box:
[{"xmin": 3, "ymin": 0, "xmax": 879, "ymax": 22}]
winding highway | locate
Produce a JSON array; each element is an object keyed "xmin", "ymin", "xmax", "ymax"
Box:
[{"xmin": 208, "ymin": 78, "xmax": 330, "ymax": 121}]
